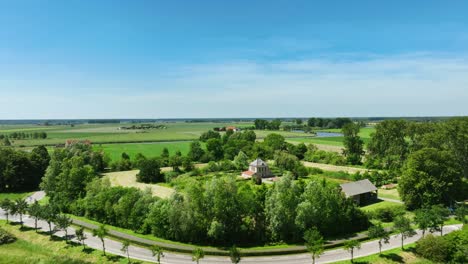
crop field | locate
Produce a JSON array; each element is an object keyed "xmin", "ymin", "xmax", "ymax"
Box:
[{"xmin": 93, "ymin": 141, "xmax": 195, "ymax": 162}]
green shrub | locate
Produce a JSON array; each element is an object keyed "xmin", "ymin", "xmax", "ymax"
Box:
[
  {"xmin": 370, "ymin": 205, "xmax": 405, "ymax": 222},
  {"xmin": 0, "ymin": 227, "xmax": 16, "ymax": 245},
  {"xmin": 415, "ymin": 235, "xmax": 451, "ymax": 263}
]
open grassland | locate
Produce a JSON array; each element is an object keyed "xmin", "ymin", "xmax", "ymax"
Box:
[
  {"xmin": 361, "ymin": 200, "xmax": 404, "ymax": 212},
  {"xmin": 331, "ymin": 243, "xmax": 432, "ymax": 264},
  {"xmin": 94, "ymin": 141, "xmax": 194, "ymax": 162},
  {"xmin": 103, "ymin": 170, "xmax": 175, "ymax": 198},
  {"xmin": 378, "ymin": 188, "xmax": 401, "ymax": 201},
  {"xmin": 0, "ymin": 220, "xmax": 145, "ymax": 264}
]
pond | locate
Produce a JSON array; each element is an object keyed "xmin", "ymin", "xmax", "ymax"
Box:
[{"xmin": 316, "ymin": 131, "xmax": 343, "ymax": 137}]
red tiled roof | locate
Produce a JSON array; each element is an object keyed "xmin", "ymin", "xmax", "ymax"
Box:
[{"xmin": 242, "ymin": 170, "xmax": 255, "ymax": 176}]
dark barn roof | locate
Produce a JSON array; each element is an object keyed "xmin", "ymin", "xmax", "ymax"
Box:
[{"xmin": 340, "ymin": 179, "xmax": 377, "ymax": 197}]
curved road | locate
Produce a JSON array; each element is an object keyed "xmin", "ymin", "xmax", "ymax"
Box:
[{"xmin": 0, "ymin": 192, "xmax": 462, "ymax": 264}]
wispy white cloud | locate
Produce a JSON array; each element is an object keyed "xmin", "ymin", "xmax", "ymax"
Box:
[{"xmin": 1, "ymin": 53, "xmax": 467, "ymax": 118}]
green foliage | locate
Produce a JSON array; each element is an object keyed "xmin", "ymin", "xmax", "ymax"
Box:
[
  {"xmin": 151, "ymin": 245, "xmax": 164, "ymax": 264},
  {"xmin": 399, "ymin": 148, "xmax": 464, "ymax": 209},
  {"xmin": 303, "ymin": 144, "xmax": 346, "ymax": 165},
  {"xmin": 342, "ymin": 123, "xmax": 364, "ymax": 165},
  {"xmin": 295, "ymin": 180, "xmax": 369, "ymax": 237},
  {"xmin": 229, "ymin": 245, "xmax": 241, "ymax": 264},
  {"xmin": 393, "ymin": 215, "xmax": 416, "ymax": 250},
  {"xmin": 343, "ymin": 239, "xmax": 361, "ymax": 263},
  {"xmin": 192, "ymin": 248, "xmax": 205, "ymax": 264},
  {"xmin": 92, "ymin": 224, "xmax": 109, "ymax": 255},
  {"xmin": 263, "ymin": 133, "xmax": 286, "ymax": 150},
  {"xmin": 0, "ymin": 147, "xmax": 48, "ymax": 192},
  {"xmin": 136, "ymin": 158, "xmax": 163, "ymax": 183},
  {"xmin": 199, "ymin": 130, "xmax": 221, "ymax": 142},
  {"xmin": 366, "ymin": 120, "xmax": 408, "ymax": 171},
  {"xmin": 303, "ymin": 228, "xmax": 324, "ymax": 264},
  {"xmin": 75, "ymin": 179, "xmax": 156, "ymax": 232},
  {"xmin": 368, "ymin": 223, "xmax": 389, "ymax": 254},
  {"xmin": 367, "ymin": 205, "xmax": 405, "ymax": 222},
  {"xmin": 415, "ymin": 234, "xmax": 451, "ymax": 263},
  {"xmin": 233, "ymin": 151, "xmax": 249, "ymax": 170},
  {"xmin": 0, "ymin": 227, "xmax": 16, "ymax": 245}
]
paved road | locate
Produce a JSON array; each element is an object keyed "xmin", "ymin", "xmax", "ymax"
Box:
[{"xmin": 0, "ymin": 192, "xmax": 462, "ymax": 264}]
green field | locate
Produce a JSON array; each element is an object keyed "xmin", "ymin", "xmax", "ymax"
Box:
[
  {"xmin": 94, "ymin": 141, "xmax": 194, "ymax": 161},
  {"xmin": 0, "ymin": 192, "xmax": 34, "ymax": 201},
  {"xmin": 2, "ymin": 122, "xmax": 318, "ymax": 147},
  {"xmin": 0, "ymin": 220, "xmax": 148, "ymax": 264}
]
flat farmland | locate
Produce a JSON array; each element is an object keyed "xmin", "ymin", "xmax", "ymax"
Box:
[
  {"xmin": 288, "ymin": 127, "xmax": 375, "ymax": 147},
  {"xmin": 3, "ymin": 122, "xmax": 317, "ymax": 147},
  {"xmin": 94, "ymin": 141, "xmax": 194, "ymax": 162}
]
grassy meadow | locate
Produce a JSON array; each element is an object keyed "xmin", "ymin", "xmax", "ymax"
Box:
[
  {"xmin": 93, "ymin": 141, "xmax": 194, "ymax": 162},
  {"xmin": 0, "ymin": 220, "xmax": 149, "ymax": 264}
]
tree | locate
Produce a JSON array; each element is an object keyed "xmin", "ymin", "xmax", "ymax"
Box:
[
  {"xmin": 199, "ymin": 130, "xmax": 221, "ymax": 142},
  {"xmin": 414, "ymin": 209, "xmax": 432, "ymax": 237},
  {"xmin": 342, "ymin": 123, "xmax": 364, "ymax": 165},
  {"xmin": 229, "ymin": 245, "xmax": 241, "ymax": 264},
  {"xmin": 206, "ymin": 138, "xmax": 223, "ymax": 160},
  {"xmin": 151, "ymin": 245, "xmax": 164, "ymax": 264},
  {"xmin": 366, "ymin": 120, "xmax": 408, "ymax": 171},
  {"xmin": 0, "ymin": 199, "xmax": 13, "ymax": 223},
  {"xmin": 92, "ymin": 224, "xmax": 109, "ymax": 256},
  {"xmin": 415, "ymin": 234, "xmax": 451, "ymax": 263},
  {"xmin": 121, "ymin": 240, "xmax": 131, "ymax": 263},
  {"xmin": 27, "ymin": 201, "xmax": 42, "ymax": 232},
  {"xmin": 399, "ymin": 148, "xmax": 463, "ymax": 209},
  {"xmin": 12, "ymin": 198, "xmax": 28, "ymax": 227},
  {"xmin": 56, "ymin": 214, "xmax": 72, "ymax": 242},
  {"xmin": 75, "ymin": 227, "xmax": 87, "ymax": 250},
  {"xmin": 307, "ymin": 118, "xmax": 317, "ymax": 127},
  {"xmin": 454, "ymin": 204, "xmax": 467, "ymax": 224},
  {"xmin": 429, "ymin": 205, "xmax": 450, "ymax": 235},
  {"xmin": 295, "ymin": 118, "xmax": 303, "ymax": 125},
  {"xmin": 136, "ymin": 158, "xmax": 163, "ymax": 183},
  {"xmin": 303, "ymin": 228, "xmax": 324, "ymax": 264},
  {"xmin": 393, "ymin": 216, "xmax": 416, "ymax": 250},
  {"xmin": 169, "ymin": 155, "xmax": 183, "ymax": 172},
  {"xmin": 234, "ymin": 151, "xmax": 249, "ymax": 170},
  {"xmin": 41, "ymin": 204, "xmax": 58, "ymax": 236},
  {"xmin": 343, "ymin": 240, "xmax": 361, "ymax": 263},
  {"xmin": 265, "ymin": 175, "xmax": 301, "ymax": 241},
  {"xmin": 263, "ymin": 133, "xmax": 285, "ymax": 151},
  {"xmin": 188, "ymin": 141, "xmax": 205, "ymax": 161},
  {"xmin": 192, "ymin": 248, "xmax": 205, "ymax": 264},
  {"xmin": 368, "ymin": 223, "xmax": 390, "ymax": 254}
]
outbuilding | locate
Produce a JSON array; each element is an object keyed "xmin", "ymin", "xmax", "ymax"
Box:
[{"xmin": 340, "ymin": 179, "xmax": 378, "ymax": 205}]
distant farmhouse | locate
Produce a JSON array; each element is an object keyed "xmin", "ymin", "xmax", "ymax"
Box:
[
  {"xmin": 242, "ymin": 159, "xmax": 273, "ymax": 181},
  {"xmin": 226, "ymin": 126, "xmax": 241, "ymax": 132},
  {"xmin": 340, "ymin": 179, "xmax": 378, "ymax": 205}
]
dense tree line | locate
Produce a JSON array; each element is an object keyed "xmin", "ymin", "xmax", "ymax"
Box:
[
  {"xmin": 40, "ymin": 143, "xmax": 107, "ymax": 211},
  {"xmin": 364, "ymin": 118, "xmax": 468, "ymax": 209},
  {"xmin": 307, "ymin": 117, "xmax": 352, "ymax": 129},
  {"xmin": 254, "ymin": 119, "xmax": 282, "ymax": 130},
  {"xmin": 143, "ymin": 175, "xmax": 367, "ymax": 245},
  {"xmin": 0, "ymin": 146, "xmax": 50, "ymax": 191},
  {"xmin": 0, "ymin": 131, "xmax": 47, "ymax": 140}
]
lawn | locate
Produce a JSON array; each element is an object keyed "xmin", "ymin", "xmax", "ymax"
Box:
[
  {"xmin": 93, "ymin": 141, "xmax": 195, "ymax": 162},
  {"xmin": 378, "ymin": 188, "xmax": 401, "ymax": 201},
  {"xmin": 330, "ymin": 243, "xmax": 433, "ymax": 264},
  {"xmin": 361, "ymin": 200, "xmax": 404, "ymax": 212},
  {"xmin": 0, "ymin": 192, "xmax": 34, "ymax": 201},
  {"xmin": 103, "ymin": 170, "xmax": 175, "ymax": 198},
  {"xmin": 0, "ymin": 220, "xmax": 148, "ymax": 264}
]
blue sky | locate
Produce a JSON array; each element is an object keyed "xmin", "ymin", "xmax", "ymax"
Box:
[{"xmin": 1, "ymin": 0, "xmax": 468, "ymax": 118}]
